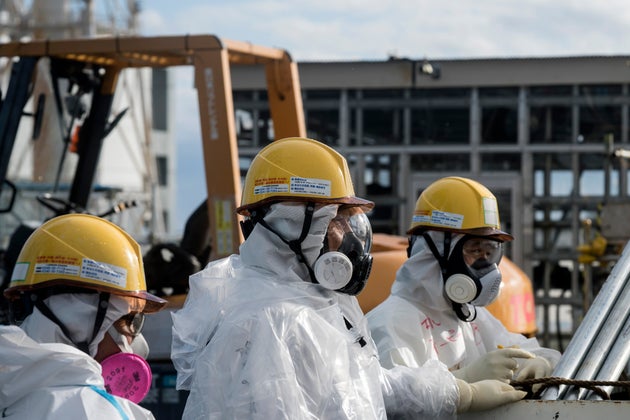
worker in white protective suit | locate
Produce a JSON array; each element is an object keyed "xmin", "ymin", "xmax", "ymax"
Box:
[
  {"xmin": 367, "ymin": 176, "xmax": 561, "ymax": 393},
  {"xmin": 0, "ymin": 214, "xmax": 168, "ymax": 419},
  {"xmin": 171, "ymin": 137, "xmax": 527, "ymax": 419}
]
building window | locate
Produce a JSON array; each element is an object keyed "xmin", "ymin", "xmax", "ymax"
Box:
[
  {"xmin": 579, "ymin": 153, "xmax": 618, "ymax": 197},
  {"xmin": 233, "ymin": 90, "xmax": 253, "ymax": 101},
  {"xmin": 529, "ymin": 85, "xmax": 572, "ymax": 97},
  {"xmin": 305, "ymin": 89, "xmax": 340, "ymax": 99},
  {"xmin": 362, "ymin": 89, "xmax": 404, "ymax": 99},
  {"xmin": 156, "ymin": 155, "xmax": 168, "ymax": 186},
  {"xmin": 257, "ymin": 109, "xmax": 275, "ymax": 145},
  {"xmin": 410, "ymin": 107, "xmax": 469, "ymax": 144},
  {"xmin": 306, "ymin": 109, "xmax": 340, "ymax": 146},
  {"xmin": 530, "ymin": 106, "xmax": 572, "ymax": 143},
  {"xmin": 151, "ymin": 68, "xmax": 168, "ymax": 131},
  {"xmin": 359, "ymin": 108, "xmax": 404, "ymax": 145},
  {"xmin": 410, "ymin": 153, "xmax": 470, "ymax": 171},
  {"xmin": 579, "ymin": 84, "xmax": 622, "ymax": 96},
  {"xmin": 479, "ymin": 87, "xmax": 519, "ymax": 98},
  {"xmin": 162, "ymin": 210, "xmax": 169, "ymax": 233},
  {"xmin": 365, "ymin": 154, "xmax": 393, "ymax": 190},
  {"xmin": 411, "ymin": 87, "xmax": 470, "ymax": 98},
  {"xmin": 235, "ymin": 108, "xmax": 274, "ymax": 146},
  {"xmin": 481, "ymin": 106, "xmax": 518, "ymax": 144},
  {"xmin": 363, "ymin": 154, "xmax": 399, "ymax": 234},
  {"xmin": 481, "ymin": 153, "xmax": 521, "ymax": 171},
  {"xmin": 578, "ymin": 105, "xmax": 621, "ymax": 144},
  {"xmin": 534, "ymin": 153, "xmax": 573, "ymax": 197},
  {"xmin": 235, "ymin": 109, "xmax": 255, "ymax": 147},
  {"xmin": 534, "ymin": 210, "xmax": 574, "ymax": 251}
]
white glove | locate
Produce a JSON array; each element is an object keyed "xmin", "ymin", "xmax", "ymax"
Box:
[
  {"xmin": 456, "ymin": 379, "xmax": 527, "ymax": 413},
  {"xmin": 514, "ymin": 356, "xmax": 553, "ymax": 394},
  {"xmin": 452, "ymin": 348, "xmax": 535, "ymax": 383},
  {"xmin": 514, "ymin": 356, "xmax": 552, "ymax": 381}
]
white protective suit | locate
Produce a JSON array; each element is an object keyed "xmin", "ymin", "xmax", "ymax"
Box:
[
  {"xmin": 172, "ymin": 203, "xmax": 460, "ymax": 419},
  {"xmin": 367, "ymin": 231, "xmax": 561, "ymax": 373},
  {"xmin": 0, "ymin": 294, "xmax": 154, "ymax": 419}
]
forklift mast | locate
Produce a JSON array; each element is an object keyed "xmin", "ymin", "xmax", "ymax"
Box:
[{"xmin": 0, "ymin": 35, "xmax": 306, "ymax": 260}]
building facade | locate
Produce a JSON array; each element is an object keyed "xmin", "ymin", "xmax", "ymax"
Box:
[{"xmin": 231, "ymin": 56, "xmax": 630, "ymax": 346}]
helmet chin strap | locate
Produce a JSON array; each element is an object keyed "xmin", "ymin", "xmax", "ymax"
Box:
[
  {"xmin": 421, "ymin": 232, "xmax": 477, "ymax": 322},
  {"xmin": 34, "ymin": 292, "xmax": 111, "ymax": 354}
]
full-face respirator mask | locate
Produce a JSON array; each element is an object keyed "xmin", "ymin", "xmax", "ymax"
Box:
[
  {"xmin": 443, "ymin": 235, "xmax": 503, "ymax": 306},
  {"xmin": 420, "ymin": 232, "xmax": 504, "ymax": 321},
  {"xmin": 240, "ymin": 203, "xmax": 373, "ymax": 295},
  {"xmin": 313, "ymin": 207, "xmax": 373, "ymax": 295}
]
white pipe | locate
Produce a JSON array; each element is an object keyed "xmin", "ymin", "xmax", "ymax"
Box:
[
  {"xmin": 585, "ymin": 312, "xmax": 630, "ymax": 400},
  {"xmin": 541, "ymin": 240, "xmax": 630, "ymax": 400},
  {"xmin": 564, "ymin": 282, "xmax": 630, "ymax": 399}
]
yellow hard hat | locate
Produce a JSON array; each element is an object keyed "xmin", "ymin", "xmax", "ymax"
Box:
[
  {"xmin": 408, "ymin": 176, "xmax": 513, "ymax": 241},
  {"xmin": 237, "ymin": 137, "xmax": 373, "ymax": 215},
  {"xmin": 4, "ymin": 214, "xmax": 167, "ymax": 313}
]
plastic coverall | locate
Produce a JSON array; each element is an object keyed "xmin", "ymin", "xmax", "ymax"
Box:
[
  {"xmin": 0, "ymin": 294, "xmax": 154, "ymax": 419},
  {"xmin": 367, "ymin": 231, "xmax": 561, "ymax": 372},
  {"xmin": 172, "ymin": 203, "xmax": 459, "ymax": 419}
]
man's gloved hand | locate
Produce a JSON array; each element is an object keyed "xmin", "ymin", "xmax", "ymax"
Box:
[
  {"xmin": 452, "ymin": 348, "xmax": 535, "ymax": 383},
  {"xmin": 456, "ymin": 379, "xmax": 527, "ymax": 413},
  {"xmin": 514, "ymin": 356, "xmax": 553, "ymax": 393},
  {"xmin": 514, "ymin": 356, "xmax": 552, "ymax": 381}
]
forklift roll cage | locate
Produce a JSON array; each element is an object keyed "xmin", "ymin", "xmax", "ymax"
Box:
[{"xmin": 0, "ymin": 34, "xmax": 306, "ymax": 259}]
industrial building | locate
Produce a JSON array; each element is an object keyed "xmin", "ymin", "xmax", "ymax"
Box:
[{"xmin": 231, "ymin": 56, "xmax": 630, "ymax": 346}]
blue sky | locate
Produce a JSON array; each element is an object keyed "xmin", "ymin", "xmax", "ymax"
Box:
[{"xmin": 135, "ymin": 1, "xmax": 630, "ymax": 232}]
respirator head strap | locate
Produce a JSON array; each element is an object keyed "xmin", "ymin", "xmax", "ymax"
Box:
[
  {"xmin": 286, "ymin": 202, "xmax": 315, "ymax": 259},
  {"xmin": 421, "ymin": 231, "xmax": 451, "ymax": 276},
  {"xmin": 286, "ymin": 202, "xmax": 319, "ymax": 283}
]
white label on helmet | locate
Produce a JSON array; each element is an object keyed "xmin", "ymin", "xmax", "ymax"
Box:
[
  {"xmin": 428, "ymin": 210, "xmax": 464, "ymax": 228},
  {"xmin": 254, "ymin": 182, "xmax": 289, "ymax": 195},
  {"xmin": 411, "ymin": 214, "xmax": 431, "ymax": 224},
  {"xmin": 482, "ymin": 197, "xmax": 499, "ymax": 226},
  {"xmin": 34, "ymin": 262, "xmax": 80, "ymax": 277},
  {"xmin": 10, "ymin": 262, "xmax": 30, "ymax": 281},
  {"xmin": 290, "ymin": 177, "xmax": 331, "ymax": 197},
  {"xmin": 80, "ymin": 258, "xmax": 127, "ymax": 287}
]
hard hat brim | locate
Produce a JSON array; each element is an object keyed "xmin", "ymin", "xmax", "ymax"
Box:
[
  {"xmin": 408, "ymin": 226, "xmax": 514, "ymax": 242},
  {"xmin": 127, "ymin": 291, "xmax": 168, "ymax": 313},
  {"xmin": 4, "ymin": 281, "xmax": 168, "ymax": 313}
]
